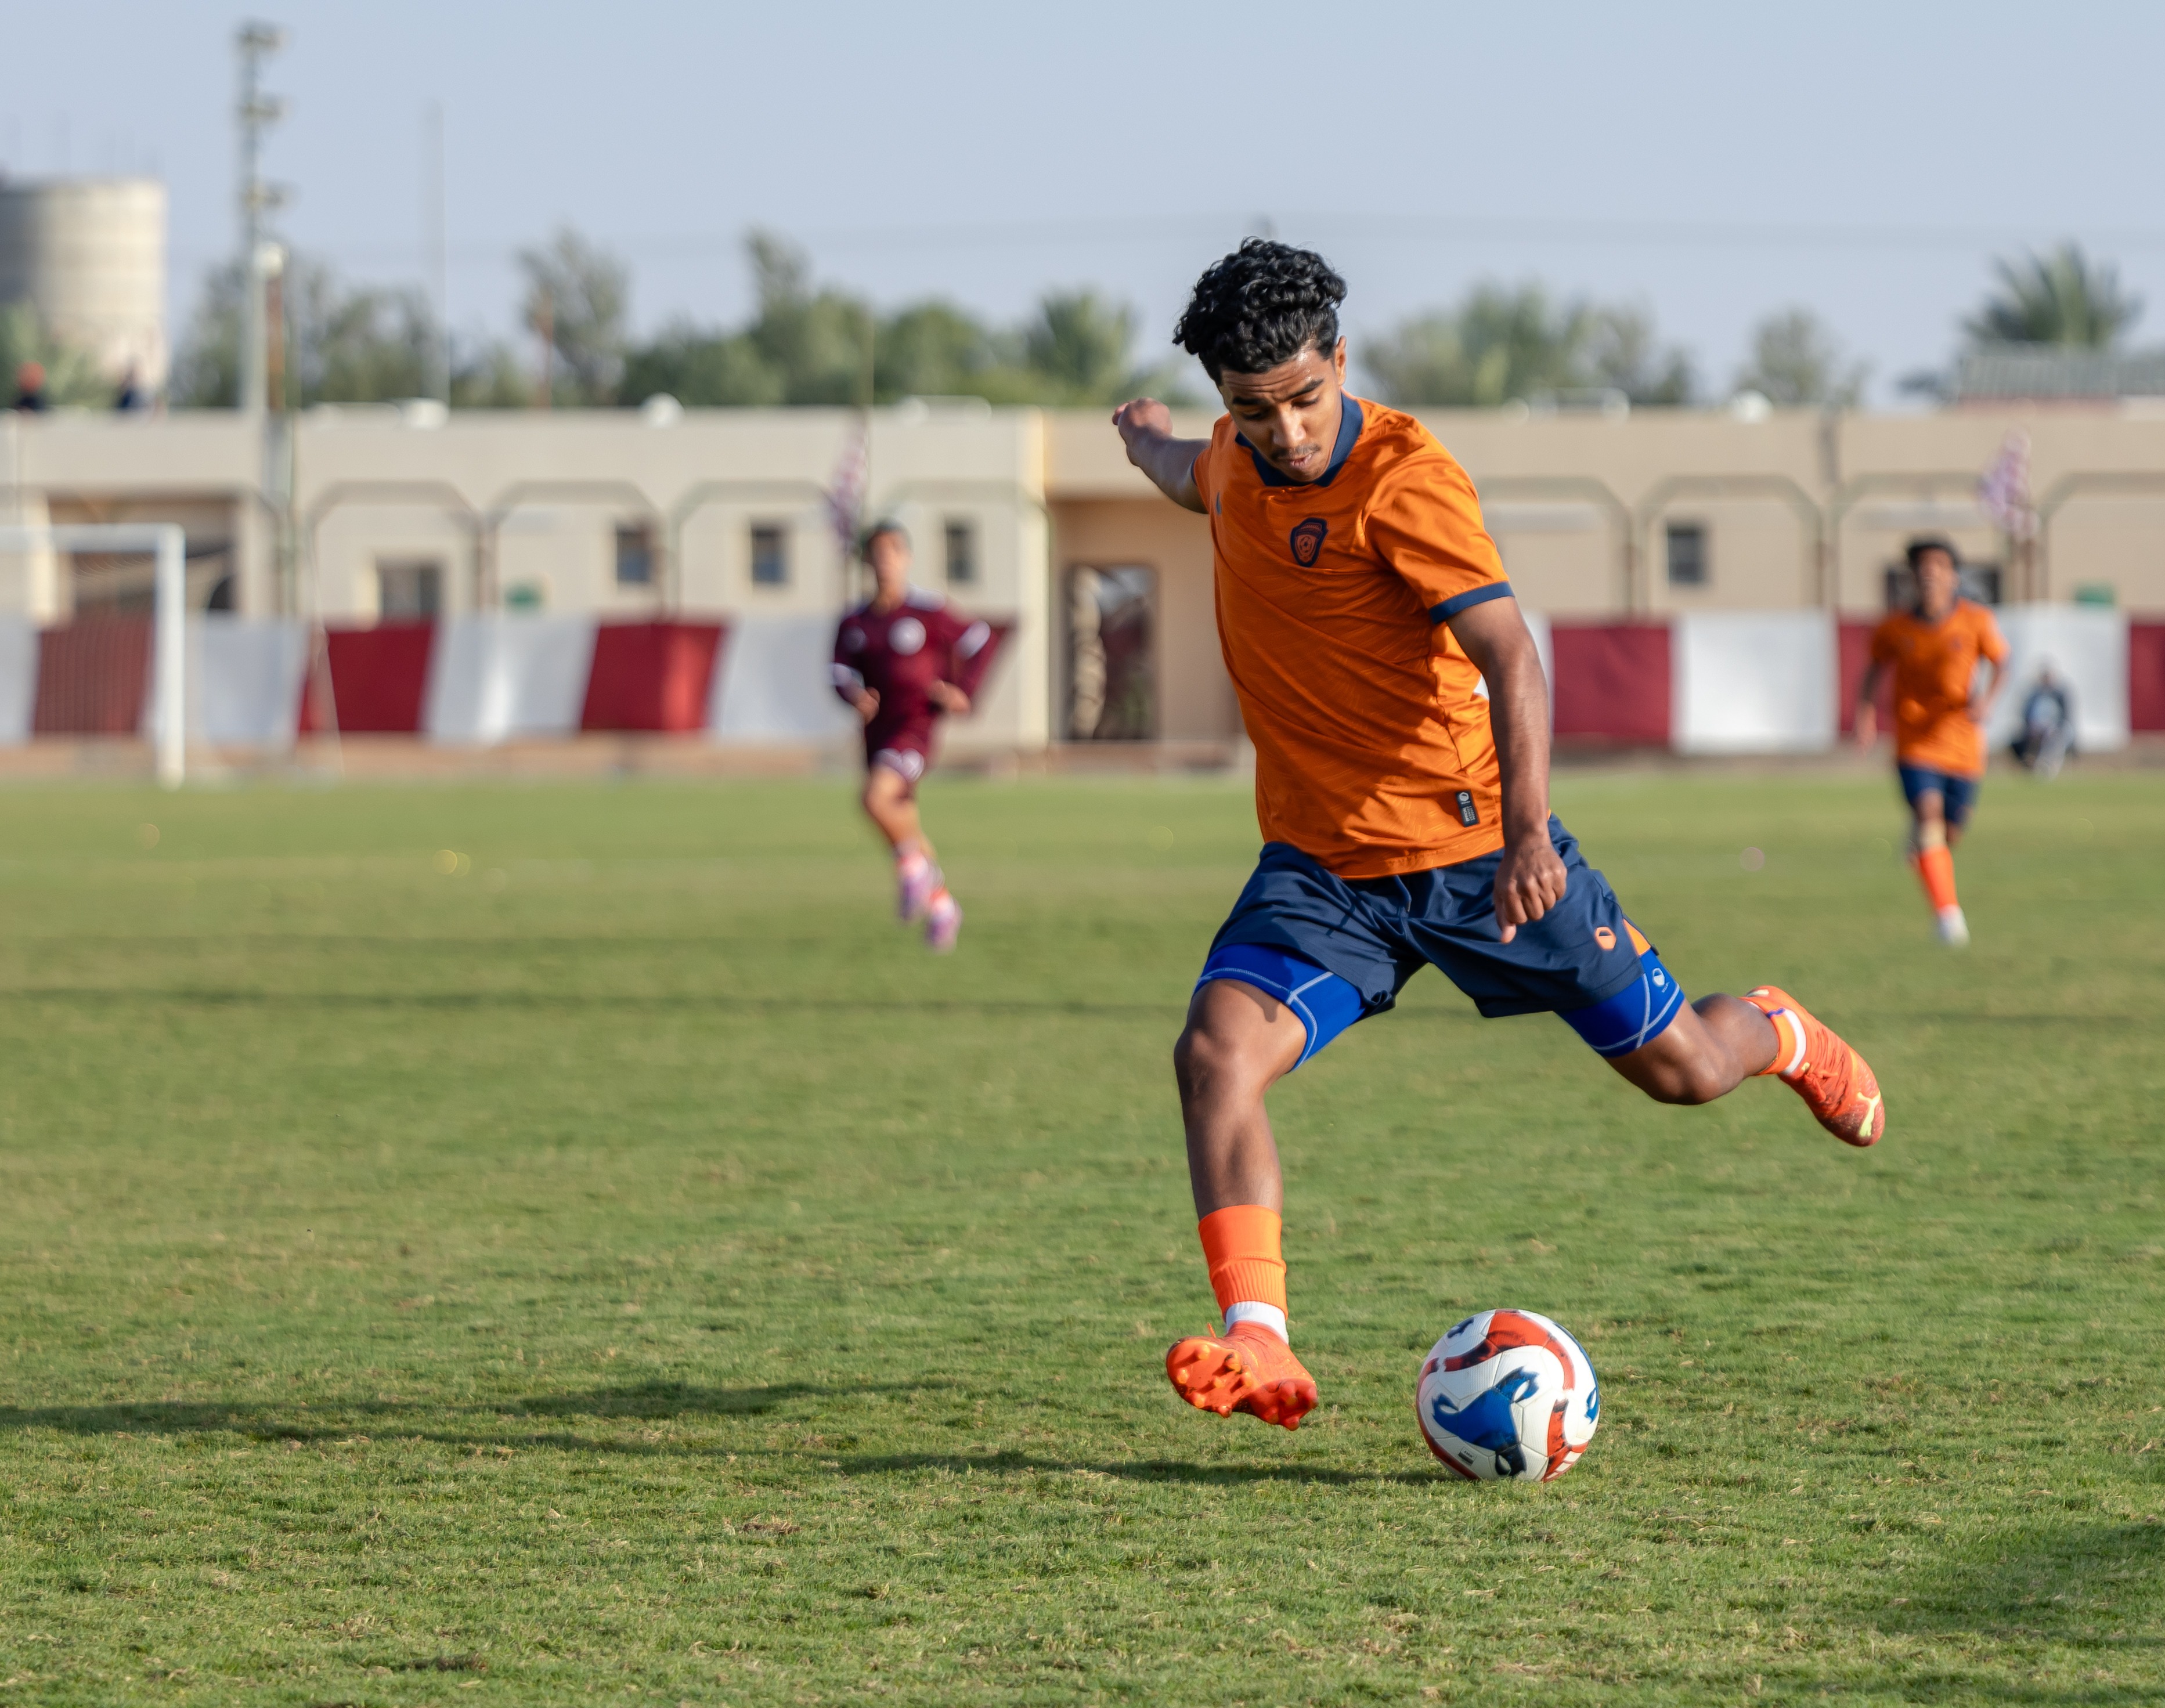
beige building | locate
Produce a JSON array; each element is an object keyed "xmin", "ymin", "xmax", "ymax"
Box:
[{"xmin": 4, "ymin": 398, "xmax": 2163, "ymax": 749}]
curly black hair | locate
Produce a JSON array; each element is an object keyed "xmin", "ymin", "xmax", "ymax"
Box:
[{"xmin": 1172, "ymin": 239, "xmax": 1347, "ymax": 381}]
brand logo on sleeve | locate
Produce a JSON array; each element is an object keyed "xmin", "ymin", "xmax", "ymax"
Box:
[
  {"xmin": 1594, "ymin": 926, "xmax": 1617, "ymax": 952},
  {"xmin": 1289, "ymin": 517, "xmax": 1328, "ymax": 566}
]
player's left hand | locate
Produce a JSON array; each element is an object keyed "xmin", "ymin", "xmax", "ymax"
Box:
[
  {"xmin": 1493, "ymin": 836, "xmax": 1568, "ymax": 944},
  {"xmin": 929, "ymin": 681, "xmax": 970, "ymax": 714}
]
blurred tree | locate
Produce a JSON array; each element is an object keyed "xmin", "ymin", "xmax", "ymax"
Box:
[
  {"xmin": 1733, "ymin": 307, "xmax": 1867, "ymax": 407},
  {"xmin": 172, "ymin": 257, "xmax": 436, "ymax": 407},
  {"xmin": 169, "ymin": 262, "xmax": 246, "ymax": 406},
  {"xmin": 449, "ymin": 340, "xmax": 536, "ymax": 409},
  {"xmin": 620, "ymin": 323, "xmax": 779, "ymax": 407},
  {"xmin": 742, "ymin": 232, "xmax": 871, "ymax": 405},
  {"xmin": 1964, "ymin": 244, "xmax": 2141, "ymax": 348},
  {"xmin": 1363, "ymin": 284, "xmax": 1695, "ymax": 408},
  {"xmin": 288, "ymin": 266, "xmax": 433, "ymax": 402},
  {"xmin": 618, "ymin": 235, "xmax": 1188, "ymax": 409},
  {"xmin": 1022, "ymin": 291, "xmax": 1135, "ymax": 399},
  {"xmin": 519, "ymin": 227, "xmax": 630, "ymax": 404},
  {"xmin": 1363, "ymin": 286, "xmax": 1579, "ymax": 408},
  {"xmin": 875, "ymin": 300, "xmax": 999, "ymax": 399},
  {"xmin": 0, "ymin": 302, "xmax": 111, "ymax": 406},
  {"xmin": 1583, "ymin": 306, "xmax": 1696, "ymax": 405}
]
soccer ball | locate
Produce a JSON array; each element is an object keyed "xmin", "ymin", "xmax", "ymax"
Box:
[{"xmin": 1416, "ymin": 1308, "xmax": 1599, "ymax": 1482}]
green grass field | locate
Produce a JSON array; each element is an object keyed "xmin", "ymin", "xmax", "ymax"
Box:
[{"xmin": 0, "ymin": 767, "xmax": 2160, "ymax": 1706}]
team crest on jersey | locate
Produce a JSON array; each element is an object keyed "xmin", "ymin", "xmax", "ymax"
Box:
[
  {"xmin": 1289, "ymin": 517, "xmax": 1328, "ymax": 566},
  {"xmin": 889, "ymin": 616, "xmax": 926, "ymax": 656}
]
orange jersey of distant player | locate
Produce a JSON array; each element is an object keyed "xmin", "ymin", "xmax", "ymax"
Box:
[
  {"xmin": 1868, "ymin": 600, "xmax": 2009, "ymax": 775},
  {"xmin": 1190, "ymin": 397, "xmax": 1512, "ymax": 879}
]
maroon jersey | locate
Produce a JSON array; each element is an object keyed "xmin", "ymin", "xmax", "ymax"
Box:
[{"xmin": 831, "ymin": 590, "xmax": 993, "ymax": 767}]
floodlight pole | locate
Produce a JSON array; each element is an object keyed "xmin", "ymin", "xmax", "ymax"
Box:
[
  {"xmin": 236, "ymin": 21, "xmax": 287, "ymax": 416},
  {"xmin": 0, "ymin": 524, "xmax": 189, "ymax": 788}
]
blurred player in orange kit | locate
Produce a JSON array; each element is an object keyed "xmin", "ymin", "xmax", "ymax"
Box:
[
  {"xmin": 1113, "ymin": 240, "xmax": 1888, "ymax": 1434},
  {"xmin": 1855, "ymin": 537, "xmax": 2008, "ymax": 947},
  {"xmin": 831, "ymin": 522, "xmax": 997, "ymax": 953}
]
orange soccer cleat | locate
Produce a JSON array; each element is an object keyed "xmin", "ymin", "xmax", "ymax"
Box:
[
  {"xmin": 1745, "ymin": 985, "xmax": 1886, "ymax": 1147},
  {"xmin": 1165, "ymin": 1322, "xmax": 1318, "ymax": 1430}
]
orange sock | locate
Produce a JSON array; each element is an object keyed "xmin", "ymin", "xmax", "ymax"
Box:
[
  {"xmin": 1198, "ymin": 1205, "xmax": 1287, "ymax": 1339},
  {"xmin": 1916, "ymin": 844, "xmax": 1958, "ymax": 913},
  {"xmin": 1749, "ymin": 998, "xmax": 1808, "ymax": 1079}
]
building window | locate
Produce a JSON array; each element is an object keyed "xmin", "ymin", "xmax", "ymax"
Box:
[
  {"xmin": 614, "ymin": 523, "xmax": 654, "ymax": 587},
  {"xmin": 750, "ymin": 523, "xmax": 789, "ymax": 587},
  {"xmin": 376, "ymin": 558, "xmax": 442, "ymax": 620},
  {"xmin": 944, "ymin": 519, "xmax": 977, "ymax": 586},
  {"xmin": 1665, "ymin": 522, "xmax": 1708, "ymax": 588}
]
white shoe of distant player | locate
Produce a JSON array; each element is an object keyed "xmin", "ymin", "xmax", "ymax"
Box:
[
  {"xmin": 1935, "ymin": 905, "xmax": 1970, "ymax": 947},
  {"xmin": 925, "ymin": 890, "xmax": 962, "ymax": 954}
]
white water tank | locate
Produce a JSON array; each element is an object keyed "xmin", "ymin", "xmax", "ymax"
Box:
[{"xmin": 0, "ymin": 177, "xmax": 169, "ymax": 391}]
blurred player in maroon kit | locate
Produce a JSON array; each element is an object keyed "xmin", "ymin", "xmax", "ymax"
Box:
[{"xmin": 831, "ymin": 521, "xmax": 995, "ymax": 952}]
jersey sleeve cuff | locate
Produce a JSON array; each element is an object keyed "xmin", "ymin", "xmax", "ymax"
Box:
[{"xmin": 1428, "ymin": 580, "xmax": 1513, "ymax": 624}]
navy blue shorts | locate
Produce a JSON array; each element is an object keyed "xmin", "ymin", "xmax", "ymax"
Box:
[
  {"xmin": 1897, "ymin": 764, "xmax": 1980, "ymax": 829},
  {"xmin": 1194, "ymin": 817, "xmax": 1686, "ymax": 1069}
]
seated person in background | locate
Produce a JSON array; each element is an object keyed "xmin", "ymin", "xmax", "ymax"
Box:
[
  {"xmin": 11, "ymin": 360, "xmax": 47, "ymax": 413},
  {"xmin": 2009, "ymin": 666, "xmax": 2073, "ymax": 777}
]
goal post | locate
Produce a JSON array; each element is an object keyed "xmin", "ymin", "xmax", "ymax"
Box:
[{"xmin": 0, "ymin": 523, "xmax": 187, "ymax": 788}]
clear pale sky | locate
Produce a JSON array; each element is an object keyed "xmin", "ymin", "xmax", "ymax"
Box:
[{"xmin": 5, "ymin": 0, "xmax": 2162, "ymax": 405}]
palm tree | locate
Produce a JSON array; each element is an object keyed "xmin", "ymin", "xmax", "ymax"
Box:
[
  {"xmin": 1363, "ymin": 283, "xmax": 1696, "ymax": 408},
  {"xmin": 1963, "ymin": 244, "xmax": 2141, "ymax": 348}
]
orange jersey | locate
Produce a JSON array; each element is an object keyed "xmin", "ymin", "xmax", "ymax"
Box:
[
  {"xmin": 1191, "ymin": 397, "xmax": 1511, "ymax": 878},
  {"xmin": 1869, "ymin": 601, "xmax": 2009, "ymax": 775}
]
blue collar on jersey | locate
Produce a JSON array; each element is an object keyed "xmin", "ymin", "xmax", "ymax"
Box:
[{"xmin": 1236, "ymin": 395, "xmax": 1364, "ymax": 489}]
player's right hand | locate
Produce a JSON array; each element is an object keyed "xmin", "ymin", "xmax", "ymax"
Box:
[
  {"xmin": 1112, "ymin": 397, "xmax": 1173, "ymax": 453},
  {"xmin": 1492, "ymin": 836, "xmax": 1567, "ymax": 945},
  {"xmin": 853, "ymin": 688, "xmax": 880, "ymax": 724}
]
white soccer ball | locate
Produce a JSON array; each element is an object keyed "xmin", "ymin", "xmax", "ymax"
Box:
[{"xmin": 1415, "ymin": 1308, "xmax": 1600, "ymax": 1482}]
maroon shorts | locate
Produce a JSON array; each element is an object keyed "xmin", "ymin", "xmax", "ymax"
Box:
[{"xmin": 865, "ymin": 718, "xmax": 936, "ymax": 786}]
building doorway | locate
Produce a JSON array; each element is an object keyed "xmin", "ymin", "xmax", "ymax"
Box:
[{"xmin": 1065, "ymin": 564, "xmax": 1155, "ymax": 740}]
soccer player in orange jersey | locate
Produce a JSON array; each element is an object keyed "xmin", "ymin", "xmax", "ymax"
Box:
[
  {"xmin": 1854, "ymin": 537, "xmax": 2008, "ymax": 947},
  {"xmin": 1112, "ymin": 241, "xmax": 1886, "ymax": 1431}
]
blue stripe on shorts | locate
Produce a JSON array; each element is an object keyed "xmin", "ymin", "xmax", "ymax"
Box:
[
  {"xmin": 1557, "ymin": 947, "xmax": 1687, "ymax": 1057},
  {"xmin": 1195, "ymin": 941, "xmax": 1366, "ymax": 1071}
]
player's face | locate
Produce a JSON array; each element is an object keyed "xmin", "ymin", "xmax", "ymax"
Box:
[
  {"xmin": 867, "ymin": 533, "xmax": 912, "ymax": 600},
  {"xmin": 1915, "ymin": 550, "xmax": 1958, "ymax": 618},
  {"xmin": 1216, "ymin": 338, "xmax": 1348, "ymax": 484}
]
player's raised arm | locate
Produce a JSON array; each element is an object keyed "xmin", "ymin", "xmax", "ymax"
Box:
[
  {"xmin": 1447, "ymin": 595, "xmax": 1565, "ymax": 945},
  {"xmin": 1112, "ymin": 399, "xmax": 1208, "ymax": 513}
]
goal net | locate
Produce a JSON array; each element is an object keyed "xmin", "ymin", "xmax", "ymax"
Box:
[{"xmin": 0, "ymin": 523, "xmax": 280, "ymax": 787}]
